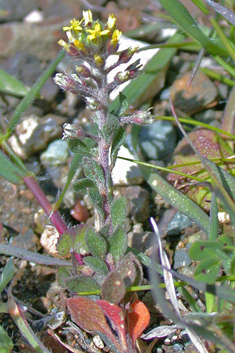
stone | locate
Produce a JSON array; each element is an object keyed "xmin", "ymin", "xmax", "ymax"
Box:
[
  {"xmin": 166, "ymin": 212, "xmax": 192, "ymax": 236},
  {"xmin": 40, "ymin": 140, "xmax": 69, "ymax": 167},
  {"xmin": 8, "ymin": 114, "xmax": 62, "ymax": 159},
  {"xmin": 139, "ymin": 120, "xmax": 177, "ymax": 160},
  {"xmin": 126, "ymin": 186, "xmax": 150, "ymax": 222},
  {"xmin": 173, "ymin": 250, "xmax": 192, "ymax": 270},
  {"xmin": 112, "ymin": 145, "xmax": 144, "ymax": 185},
  {"xmin": 170, "ymin": 71, "xmax": 218, "ymax": 115}
]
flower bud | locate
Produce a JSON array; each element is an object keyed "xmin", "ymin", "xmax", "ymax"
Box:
[
  {"xmin": 130, "ymin": 109, "xmax": 154, "ymax": 125},
  {"xmin": 85, "ymin": 97, "xmax": 100, "ymax": 111},
  {"xmin": 118, "ymin": 47, "xmax": 138, "ymax": 64},
  {"xmin": 62, "ymin": 123, "xmax": 84, "ymax": 140},
  {"xmin": 76, "ymin": 64, "xmax": 91, "ymax": 78}
]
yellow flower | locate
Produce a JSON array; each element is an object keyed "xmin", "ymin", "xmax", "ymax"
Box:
[
  {"xmin": 107, "ymin": 14, "xmax": 116, "ymax": 30},
  {"xmin": 111, "ymin": 29, "xmax": 122, "ymax": 46},
  {"xmin": 58, "ymin": 39, "xmax": 70, "ymax": 51},
  {"xmin": 94, "ymin": 55, "xmax": 104, "ymax": 67},
  {"xmin": 74, "ymin": 39, "xmax": 85, "ymax": 51},
  {"xmin": 83, "ymin": 10, "xmax": 93, "ymax": 26},
  {"xmin": 63, "ymin": 18, "xmax": 83, "ymax": 33},
  {"xmin": 86, "ymin": 23, "xmax": 110, "ymax": 41}
]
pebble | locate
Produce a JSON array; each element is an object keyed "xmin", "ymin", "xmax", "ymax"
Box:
[
  {"xmin": 40, "ymin": 140, "xmax": 69, "ymax": 167},
  {"xmin": 166, "ymin": 212, "xmax": 192, "ymax": 236},
  {"xmin": 126, "ymin": 186, "xmax": 150, "ymax": 223},
  {"xmin": 8, "ymin": 114, "xmax": 62, "ymax": 159},
  {"xmin": 40, "ymin": 226, "xmax": 60, "ymax": 258},
  {"xmin": 170, "ymin": 71, "xmax": 218, "ymax": 115},
  {"xmin": 173, "ymin": 250, "xmax": 192, "ymax": 269},
  {"xmin": 139, "ymin": 120, "xmax": 177, "ymax": 160}
]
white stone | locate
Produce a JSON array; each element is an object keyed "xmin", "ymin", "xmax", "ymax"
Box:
[{"xmin": 112, "ymin": 145, "xmax": 143, "ymax": 185}]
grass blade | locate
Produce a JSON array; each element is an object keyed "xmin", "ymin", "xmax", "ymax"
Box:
[
  {"xmin": 158, "ymin": 0, "xmax": 227, "ymax": 55},
  {"xmin": 131, "ymin": 125, "xmax": 210, "ymax": 234}
]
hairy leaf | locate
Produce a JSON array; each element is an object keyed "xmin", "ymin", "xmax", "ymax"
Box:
[
  {"xmin": 85, "ymin": 226, "xmax": 107, "ymax": 259},
  {"xmin": 109, "ymin": 227, "xmax": 127, "ymax": 262},
  {"xmin": 111, "ymin": 197, "xmax": 127, "ymax": 229}
]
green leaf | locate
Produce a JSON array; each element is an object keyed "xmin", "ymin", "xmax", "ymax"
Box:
[
  {"xmin": 85, "ymin": 227, "xmax": 108, "ymax": 259},
  {"xmin": 0, "ymin": 69, "xmax": 29, "ymax": 97},
  {"xmin": 83, "ymin": 256, "xmax": 109, "ymax": 275},
  {"xmin": 73, "ymin": 178, "xmax": 96, "ymax": 194},
  {"xmin": 109, "ymin": 226, "xmax": 127, "ymax": 262},
  {"xmin": 194, "ymin": 258, "xmax": 221, "ymax": 284},
  {"xmin": 189, "ymin": 241, "xmax": 222, "ymax": 261},
  {"xmin": 56, "ymin": 267, "xmax": 70, "ymax": 287},
  {"xmin": 111, "ymin": 92, "xmax": 129, "ymax": 117},
  {"xmin": 111, "ymin": 197, "xmax": 127, "ymax": 229},
  {"xmin": 100, "ymin": 114, "xmax": 119, "ymax": 145},
  {"xmin": 83, "ymin": 157, "xmax": 105, "ymax": 191},
  {"xmin": 0, "ymin": 150, "xmax": 26, "ymax": 184},
  {"xmin": 100, "ymin": 271, "xmax": 126, "ymax": 304},
  {"xmin": 131, "ymin": 125, "xmax": 210, "ymax": 235},
  {"xmin": 110, "ymin": 127, "xmax": 126, "ymax": 167},
  {"xmin": 0, "ymin": 325, "xmax": 13, "ymax": 353},
  {"xmin": 68, "ymin": 139, "xmax": 89, "ymax": 154},
  {"xmin": 66, "ymin": 275, "xmax": 100, "ymax": 293},
  {"xmin": 0, "ymin": 258, "xmax": 15, "ymax": 295},
  {"xmin": 88, "ymin": 188, "xmax": 104, "ymax": 217},
  {"xmin": 158, "ymin": 0, "xmax": 227, "ymax": 56},
  {"xmin": 56, "ymin": 226, "xmax": 88, "ymax": 257}
]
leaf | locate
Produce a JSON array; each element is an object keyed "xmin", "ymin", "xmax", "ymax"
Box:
[
  {"xmin": 158, "ymin": 0, "xmax": 227, "ymax": 55},
  {"xmin": 97, "ymin": 300, "xmax": 128, "ymax": 351},
  {"xmin": 0, "ymin": 325, "xmax": 13, "ymax": 353},
  {"xmin": 0, "ymin": 69, "xmax": 29, "ymax": 97},
  {"xmin": 56, "ymin": 225, "xmax": 87, "ymax": 257},
  {"xmin": 111, "ymin": 92, "xmax": 129, "ymax": 117},
  {"xmin": 204, "ymin": 0, "xmax": 235, "ymax": 27},
  {"xmin": 66, "ymin": 274, "xmax": 100, "ymax": 293},
  {"xmin": 141, "ymin": 325, "xmax": 178, "ymax": 340},
  {"xmin": 83, "ymin": 256, "xmax": 109, "ymax": 275},
  {"xmin": 189, "ymin": 241, "xmax": 222, "ymax": 261},
  {"xmin": 8, "ymin": 295, "xmax": 52, "ymax": 353},
  {"xmin": 110, "ymin": 127, "xmax": 126, "ymax": 167},
  {"xmin": 56, "ymin": 267, "xmax": 70, "ymax": 287},
  {"xmin": 73, "ymin": 178, "xmax": 96, "ymax": 194},
  {"xmin": 85, "ymin": 226, "xmax": 107, "ymax": 259},
  {"xmin": 100, "ymin": 114, "xmax": 119, "ymax": 145},
  {"xmin": 109, "ymin": 227, "xmax": 128, "ymax": 262},
  {"xmin": 128, "ymin": 300, "xmax": 150, "ymax": 347},
  {"xmin": 83, "ymin": 157, "xmax": 105, "ymax": 191},
  {"xmin": 0, "ymin": 150, "xmax": 26, "ymax": 184},
  {"xmin": 193, "ymin": 258, "xmax": 221, "ymax": 284},
  {"xmin": 0, "ymin": 258, "xmax": 15, "ymax": 295},
  {"xmin": 111, "ymin": 197, "xmax": 127, "ymax": 229},
  {"xmin": 131, "ymin": 125, "xmax": 210, "ymax": 235},
  {"xmin": 100, "ymin": 271, "xmax": 126, "ymax": 304},
  {"xmin": 68, "ymin": 139, "xmax": 89, "ymax": 154},
  {"xmin": 116, "ymin": 252, "xmax": 139, "ymax": 287},
  {"xmin": 67, "ymin": 297, "xmax": 124, "ymax": 353},
  {"xmin": 88, "ymin": 188, "xmax": 104, "ymax": 218}
]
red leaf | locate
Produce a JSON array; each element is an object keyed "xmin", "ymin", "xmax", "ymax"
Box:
[
  {"xmin": 128, "ymin": 300, "xmax": 150, "ymax": 347},
  {"xmin": 67, "ymin": 297, "xmax": 123, "ymax": 353},
  {"xmin": 97, "ymin": 300, "xmax": 128, "ymax": 352}
]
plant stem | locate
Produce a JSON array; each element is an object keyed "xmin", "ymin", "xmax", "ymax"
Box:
[{"xmin": 23, "ymin": 175, "xmax": 67, "ymax": 234}]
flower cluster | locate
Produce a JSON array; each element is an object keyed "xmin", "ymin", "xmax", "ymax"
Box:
[
  {"xmin": 58, "ymin": 10, "xmax": 122, "ymax": 62},
  {"xmin": 54, "ymin": 10, "xmax": 141, "ymax": 107}
]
